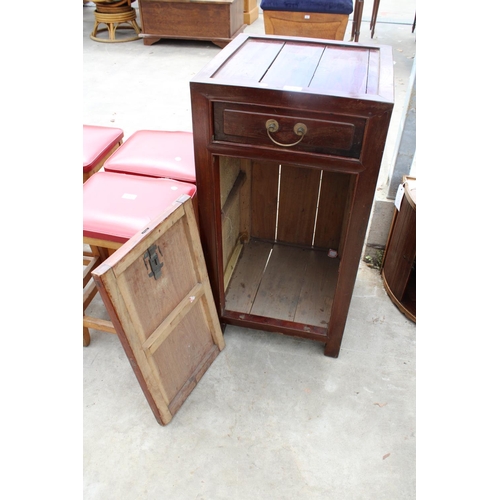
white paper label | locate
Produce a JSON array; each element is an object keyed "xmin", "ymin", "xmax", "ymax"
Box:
[
  {"xmin": 394, "ymin": 184, "xmax": 405, "ymax": 211},
  {"xmin": 304, "ymin": 15, "xmax": 310, "ymax": 19}
]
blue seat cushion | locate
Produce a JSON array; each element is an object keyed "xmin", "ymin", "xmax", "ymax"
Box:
[{"xmin": 260, "ymin": 0, "xmax": 353, "ymax": 15}]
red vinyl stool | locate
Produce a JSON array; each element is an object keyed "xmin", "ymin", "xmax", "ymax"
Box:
[
  {"xmin": 103, "ymin": 130, "xmax": 196, "ymax": 184},
  {"xmin": 83, "ymin": 125, "xmax": 124, "ymax": 296},
  {"xmin": 83, "ymin": 124, "xmax": 124, "ymax": 182},
  {"xmin": 83, "ymin": 171, "xmax": 197, "ymax": 346}
]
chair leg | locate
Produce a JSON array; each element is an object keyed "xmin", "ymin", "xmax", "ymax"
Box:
[
  {"xmin": 350, "ymin": 0, "xmax": 364, "ymax": 42},
  {"xmin": 83, "ymin": 245, "xmax": 107, "ymax": 347},
  {"xmin": 84, "ymin": 326, "xmax": 91, "ymax": 347},
  {"xmin": 370, "ymin": 0, "xmax": 380, "ymax": 38}
]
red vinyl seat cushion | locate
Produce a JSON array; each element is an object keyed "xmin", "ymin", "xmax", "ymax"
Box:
[
  {"xmin": 103, "ymin": 130, "xmax": 196, "ymax": 183},
  {"xmin": 83, "ymin": 172, "xmax": 197, "ymax": 243},
  {"xmin": 83, "ymin": 125, "xmax": 124, "ymax": 173}
]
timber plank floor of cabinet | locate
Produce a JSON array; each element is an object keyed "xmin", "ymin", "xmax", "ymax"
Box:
[{"xmin": 225, "ymin": 239, "xmax": 339, "ymax": 328}]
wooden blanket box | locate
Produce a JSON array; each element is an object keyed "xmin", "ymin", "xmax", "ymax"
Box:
[
  {"xmin": 190, "ymin": 34, "xmax": 394, "ymax": 358},
  {"xmin": 137, "ymin": 0, "xmax": 246, "ymax": 47}
]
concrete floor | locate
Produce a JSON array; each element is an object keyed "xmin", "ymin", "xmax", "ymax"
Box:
[{"xmin": 83, "ymin": 2, "xmax": 416, "ymax": 499}]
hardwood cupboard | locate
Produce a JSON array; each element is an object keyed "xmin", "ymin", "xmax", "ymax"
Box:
[{"xmin": 190, "ymin": 34, "xmax": 394, "ymax": 357}]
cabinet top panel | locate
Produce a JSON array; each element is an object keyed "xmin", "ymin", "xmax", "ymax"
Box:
[{"xmin": 191, "ymin": 34, "xmax": 394, "ymax": 103}]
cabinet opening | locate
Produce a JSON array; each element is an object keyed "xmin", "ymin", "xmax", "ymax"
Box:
[{"xmin": 219, "ymin": 156, "xmax": 352, "ymax": 329}]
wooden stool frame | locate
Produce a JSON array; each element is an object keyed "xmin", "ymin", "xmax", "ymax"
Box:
[
  {"xmin": 83, "ymin": 140, "xmax": 122, "ymax": 183},
  {"xmin": 83, "ymin": 241, "xmax": 120, "ymax": 346}
]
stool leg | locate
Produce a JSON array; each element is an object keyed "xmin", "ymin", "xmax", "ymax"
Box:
[
  {"xmin": 370, "ymin": 0, "xmax": 380, "ymax": 38},
  {"xmin": 83, "ymin": 245, "xmax": 108, "ymax": 347},
  {"xmin": 83, "ymin": 327, "xmax": 91, "ymax": 347},
  {"xmin": 350, "ymin": 0, "xmax": 364, "ymax": 42}
]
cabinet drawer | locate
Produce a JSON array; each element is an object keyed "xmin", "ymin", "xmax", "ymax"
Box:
[{"xmin": 213, "ymin": 102, "xmax": 365, "ymax": 158}]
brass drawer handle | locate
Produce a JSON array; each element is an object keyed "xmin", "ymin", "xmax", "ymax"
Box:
[{"xmin": 266, "ymin": 119, "xmax": 308, "ymax": 147}]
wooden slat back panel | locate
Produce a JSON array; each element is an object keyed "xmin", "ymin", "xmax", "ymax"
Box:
[
  {"xmin": 313, "ymin": 171, "xmax": 351, "ymax": 250},
  {"xmin": 277, "ymin": 164, "xmax": 321, "ymax": 246},
  {"xmin": 250, "ymin": 160, "xmax": 279, "ymax": 240}
]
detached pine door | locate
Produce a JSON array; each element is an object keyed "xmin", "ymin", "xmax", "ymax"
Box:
[{"xmin": 92, "ymin": 197, "xmax": 225, "ymax": 426}]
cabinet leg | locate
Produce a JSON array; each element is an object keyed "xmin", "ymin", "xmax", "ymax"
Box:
[{"xmin": 323, "ymin": 344, "xmax": 340, "ymax": 358}]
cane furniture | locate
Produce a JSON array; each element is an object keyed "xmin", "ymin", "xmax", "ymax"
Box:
[{"xmin": 90, "ymin": 0, "xmax": 141, "ymax": 43}]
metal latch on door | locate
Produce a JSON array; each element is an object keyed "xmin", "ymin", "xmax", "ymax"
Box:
[{"xmin": 143, "ymin": 244, "xmax": 164, "ymax": 280}]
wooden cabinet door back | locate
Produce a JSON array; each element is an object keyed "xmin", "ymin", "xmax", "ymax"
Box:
[{"xmin": 92, "ymin": 197, "xmax": 225, "ymax": 426}]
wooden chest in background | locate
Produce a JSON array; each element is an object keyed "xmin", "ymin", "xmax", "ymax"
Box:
[{"xmin": 137, "ymin": 0, "xmax": 246, "ymax": 47}]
